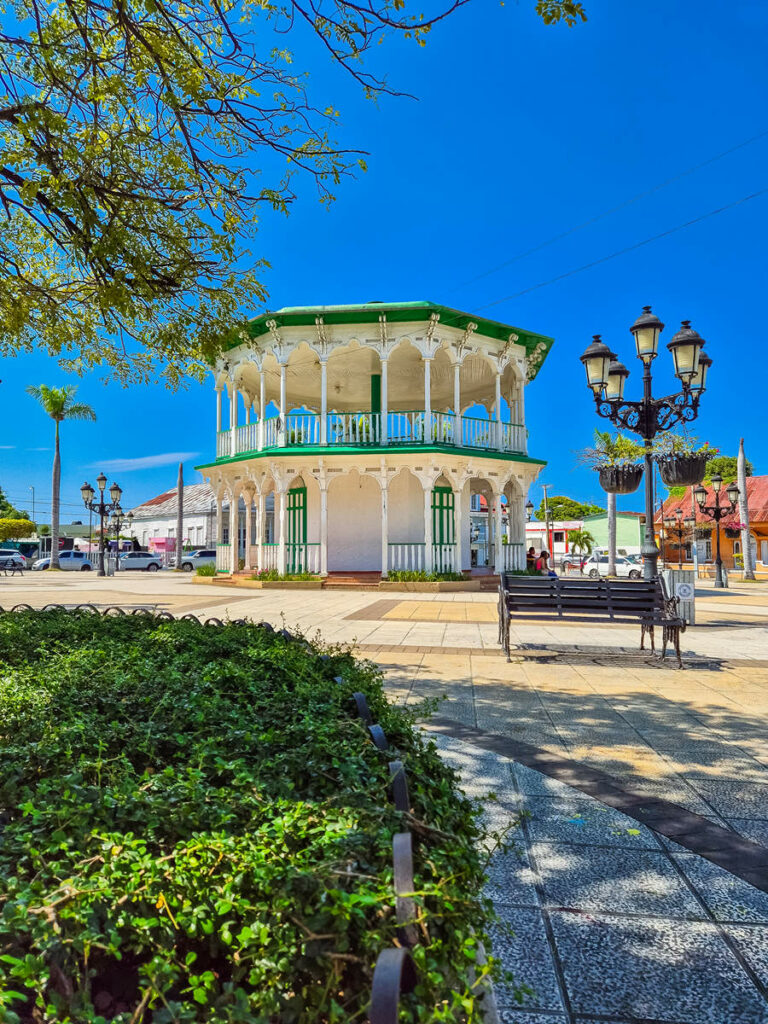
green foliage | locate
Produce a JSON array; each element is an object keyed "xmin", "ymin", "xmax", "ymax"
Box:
[
  {"xmin": 535, "ymin": 495, "xmax": 603, "ymax": 521},
  {"xmin": 580, "ymin": 429, "xmax": 643, "ymax": 468},
  {"xmin": 567, "ymin": 528, "xmax": 595, "ymax": 557},
  {"xmin": 0, "ymin": 517, "xmax": 34, "ymax": 541},
  {"xmin": 26, "ymin": 384, "xmax": 96, "ymax": 425},
  {"xmin": 0, "ymin": 610, "xmax": 511, "ymax": 1019},
  {"xmin": 653, "ymin": 434, "xmax": 718, "ymax": 459},
  {"xmin": 704, "ymin": 455, "xmax": 753, "ymax": 483},
  {"xmin": 37, "ymin": 524, "xmax": 50, "ymax": 536},
  {"xmin": 0, "ymin": 486, "xmax": 29, "ymax": 520},
  {"xmin": 0, "ymin": 0, "xmax": 582, "ymax": 385},
  {"xmin": 386, "ymin": 570, "xmax": 465, "ymax": 581},
  {"xmin": 195, "ymin": 563, "xmax": 217, "ymax": 576}
]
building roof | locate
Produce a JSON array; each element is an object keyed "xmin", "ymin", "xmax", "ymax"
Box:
[
  {"xmin": 583, "ymin": 511, "xmax": 646, "ymax": 521},
  {"xmin": 227, "ymin": 300, "xmax": 554, "ymax": 379},
  {"xmin": 129, "ymin": 483, "xmax": 215, "ymax": 519},
  {"xmin": 656, "ymin": 475, "xmax": 768, "ymax": 525}
]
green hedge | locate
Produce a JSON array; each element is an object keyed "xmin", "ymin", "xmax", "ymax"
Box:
[
  {"xmin": 0, "ymin": 610, "xmax": 510, "ymax": 1021},
  {"xmin": 386, "ymin": 570, "xmax": 465, "ymax": 582}
]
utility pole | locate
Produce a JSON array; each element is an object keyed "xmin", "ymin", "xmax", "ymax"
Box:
[
  {"xmin": 541, "ymin": 483, "xmax": 553, "ymax": 557},
  {"xmin": 176, "ymin": 462, "xmax": 184, "ymax": 570},
  {"xmin": 29, "ymin": 485, "xmax": 35, "ymax": 525}
]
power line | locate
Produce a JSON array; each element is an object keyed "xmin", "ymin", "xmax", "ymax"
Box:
[
  {"xmin": 452, "ymin": 127, "xmax": 768, "ymax": 292},
  {"xmin": 476, "ymin": 185, "xmax": 768, "ymax": 311}
]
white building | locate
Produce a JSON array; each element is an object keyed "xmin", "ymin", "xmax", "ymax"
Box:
[
  {"xmin": 196, "ymin": 301, "xmax": 552, "ymax": 575},
  {"xmin": 129, "ymin": 483, "xmax": 218, "ymax": 551}
]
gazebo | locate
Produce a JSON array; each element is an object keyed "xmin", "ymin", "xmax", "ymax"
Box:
[{"xmin": 196, "ymin": 301, "xmax": 552, "ymax": 576}]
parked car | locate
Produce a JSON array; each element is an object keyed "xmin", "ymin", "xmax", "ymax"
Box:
[
  {"xmin": 119, "ymin": 551, "xmax": 164, "ymax": 572},
  {"xmin": 180, "ymin": 549, "xmax": 217, "ymax": 572},
  {"xmin": 0, "ymin": 548, "xmax": 26, "ymax": 567},
  {"xmin": 32, "ymin": 550, "xmax": 93, "ymax": 571},
  {"xmin": 581, "ymin": 554, "xmax": 642, "ymax": 579}
]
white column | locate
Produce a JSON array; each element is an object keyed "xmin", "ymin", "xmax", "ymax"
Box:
[
  {"xmin": 381, "ymin": 480, "xmax": 388, "ymax": 576},
  {"xmin": 277, "ymin": 489, "xmax": 287, "ymax": 574},
  {"xmin": 216, "ymin": 495, "xmax": 224, "ymax": 544},
  {"xmin": 229, "ymin": 495, "xmax": 238, "ymax": 573},
  {"xmin": 518, "ymin": 379, "xmax": 526, "ymax": 454},
  {"xmin": 258, "ymin": 372, "xmax": 265, "ymax": 451},
  {"xmin": 243, "ymin": 493, "xmax": 253, "ymax": 570},
  {"xmin": 453, "ymin": 363, "xmax": 461, "ymax": 447},
  {"xmin": 216, "ymin": 387, "xmax": 222, "ymax": 433},
  {"xmin": 257, "ymin": 491, "xmax": 265, "ymax": 570},
  {"xmin": 381, "ymin": 358, "xmax": 388, "ymax": 445},
  {"xmin": 423, "ymin": 357, "xmax": 432, "ymax": 442},
  {"xmin": 453, "ymin": 488, "xmax": 463, "ymax": 575},
  {"xmin": 279, "ymin": 364, "xmax": 287, "ymax": 447},
  {"xmin": 424, "ymin": 482, "xmax": 433, "ymax": 572},
  {"xmin": 494, "ymin": 492, "xmax": 503, "ymax": 573},
  {"xmin": 245, "ymin": 395, "xmax": 251, "ymax": 426},
  {"xmin": 495, "ymin": 371, "xmax": 502, "ymax": 449},
  {"xmin": 320, "ymin": 485, "xmax": 328, "ymax": 576},
  {"xmin": 319, "ymin": 359, "xmax": 328, "ymax": 446},
  {"xmin": 229, "ymin": 385, "xmax": 237, "ymax": 454}
]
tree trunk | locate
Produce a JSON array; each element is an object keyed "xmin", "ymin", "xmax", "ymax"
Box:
[
  {"xmin": 607, "ymin": 490, "xmax": 617, "ymax": 576},
  {"xmin": 738, "ymin": 437, "xmax": 754, "ymax": 580},
  {"xmin": 176, "ymin": 461, "xmax": 184, "ymax": 570},
  {"xmin": 50, "ymin": 421, "xmax": 61, "ymax": 569}
]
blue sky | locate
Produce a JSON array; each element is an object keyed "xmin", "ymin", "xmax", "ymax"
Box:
[{"xmin": 1, "ymin": 0, "xmax": 767, "ymax": 523}]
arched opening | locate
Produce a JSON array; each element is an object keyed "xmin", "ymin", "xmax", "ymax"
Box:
[{"xmin": 327, "ymin": 470, "xmax": 382, "ymax": 573}]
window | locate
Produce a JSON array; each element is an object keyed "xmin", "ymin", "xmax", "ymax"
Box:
[{"xmin": 553, "ymin": 531, "xmax": 564, "ymax": 543}]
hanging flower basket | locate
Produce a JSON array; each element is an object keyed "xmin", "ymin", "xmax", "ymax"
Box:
[
  {"xmin": 598, "ymin": 464, "xmax": 643, "ymax": 494},
  {"xmin": 658, "ymin": 453, "xmax": 708, "ymax": 487},
  {"xmin": 724, "ymin": 527, "xmax": 741, "ymax": 539}
]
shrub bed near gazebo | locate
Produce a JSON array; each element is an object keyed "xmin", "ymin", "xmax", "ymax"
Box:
[{"xmin": 0, "ymin": 610, "xmax": 508, "ymax": 1020}]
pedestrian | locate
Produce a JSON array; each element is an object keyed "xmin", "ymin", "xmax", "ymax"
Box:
[
  {"xmin": 526, "ymin": 546, "xmax": 537, "ymax": 571},
  {"xmin": 536, "ymin": 549, "xmax": 558, "ymax": 578}
]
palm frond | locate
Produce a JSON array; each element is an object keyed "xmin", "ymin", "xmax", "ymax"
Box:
[{"xmin": 64, "ymin": 403, "xmax": 97, "ymax": 422}]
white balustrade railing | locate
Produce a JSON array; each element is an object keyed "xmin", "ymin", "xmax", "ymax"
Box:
[
  {"xmin": 328, "ymin": 411, "xmax": 381, "ymax": 446},
  {"xmin": 462, "ymin": 415, "xmax": 495, "ymax": 450},
  {"xmin": 217, "ymin": 432, "xmax": 231, "ymax": 458},
  {"xmin": 286, "ymin": 543, "xmax": 321, "ymax": 574},
  {"xmin": 286, "ymin": 413, "xmax": 321, "ymax": 446},
  {"xmin": 432, "ymin": 543, "xmax": 457, "ymax": 573},
  {"xmin": 235, "ymin": 423, "xmax": 259, "ymax": 453},
  {"xmin": 216, "ymin": 544, "xmax": 230, "ymax": 571},
  {"xmin": 218, "ymin": 409, "xmax": 526, "ymax": 458},
  {"xmin": 387, "ymin": 542, "xmax": 426, "ymax": 572},
  {"xmin": 499, "ymin": 422, "xmax": 526, "ymax": 454},
  {"xmin": 260, "ymin": 544, "xmax": 279, "ymax": 570},
  {"xmin": 388, "ymin": 410, "xmax": 424, "ymax": 445},
  {"xmin": 498, "ymin": 542, "xmax": 525, "ymax": 571},
  {"xmin": 262, "ymin": 417, "xmax": 279, "ymax": 449}
]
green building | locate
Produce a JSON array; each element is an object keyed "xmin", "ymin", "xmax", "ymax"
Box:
[{"xmin": 582, "ymin": 511, "xmax": 646, "ymax": 555}]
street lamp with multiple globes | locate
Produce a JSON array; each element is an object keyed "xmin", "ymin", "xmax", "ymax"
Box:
[
  {"xmin": 693, "ymin": 474, "xmax": 739, "ymax": 589},
  {"xmin": 109, "ymin": 508, "xmax": 134, "ymax": 571},
  {"xmin": 80, "ymin": 473, "xmax": 123, "ymax": 577},
  {"xmin": 663, "ymin": 507, "xmax": 696, "ymax": 571},
  {"xmin": 580, "ymin": 307, "xmax": 711, "ymax": 581}
]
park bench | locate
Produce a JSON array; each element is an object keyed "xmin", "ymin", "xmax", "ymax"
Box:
[
  {"xmin": 498, "ymin": 574, "xmax": 686, "ymax": 668},
  {"xmin": 0, "ymin": 556, "xmax": 24, "ymax": 577}
]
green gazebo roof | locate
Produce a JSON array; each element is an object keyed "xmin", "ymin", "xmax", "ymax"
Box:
[{"xmin": 226, "ymin": 300, "xmax": 553, "ymax": 380}]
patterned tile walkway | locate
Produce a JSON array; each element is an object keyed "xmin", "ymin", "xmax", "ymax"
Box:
[{"xmin": 433, "ymin": 732, "xmax": 768, "ymax": 1024}]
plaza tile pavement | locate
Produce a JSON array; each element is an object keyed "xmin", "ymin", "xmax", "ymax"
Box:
[{"xmin": 434, "ymin": 732, "xmax": 768, "ymax": 1024}]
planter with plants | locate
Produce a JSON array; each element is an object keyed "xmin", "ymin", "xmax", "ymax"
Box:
[
  {"xmin": 0, "ymin": 608, "xmax": 515, "ymax": 1019},
  {"xmin": 381, "ymin": 569, "xmax": 477, "ymax": 592},
  {"xmin": 654, "ymin": 435, "xmax": 714, "ymax": 487},
  {"xmin": 581, "ymin": 429, "xmax": 644, "ymax": 494},
  {"xmin": 723, "ymin": 521, "xmax": 745, "ymax": 540}
]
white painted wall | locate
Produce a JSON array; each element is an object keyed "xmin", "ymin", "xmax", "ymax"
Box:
[
  {"xmin": 327, "ymin": 473, "xmax": 382, "ymax": 570},
  {"xmin": 389, "ymin": 471, "xmax": 425, "ymax": 543}
]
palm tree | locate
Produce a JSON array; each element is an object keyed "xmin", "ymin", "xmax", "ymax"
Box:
[
  {"xmin": 26, "ymin": 385, "xmax": 96, "ymax": 569},
  {"xmin": 581, "ymin": 429, "xmax": 643, "ymax": 576},
  {"xmin": 567, "ymin": 528, "xmax": 595, "ymax": 567}
]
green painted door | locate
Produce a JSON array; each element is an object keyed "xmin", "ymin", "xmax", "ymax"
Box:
[
  {"xmin": 431, "ymin": 487, "xmax": 455, "ymax": 571},
  {"xmin": 287, "ymin": 486, "xmax": 307, "ymax": 572}
]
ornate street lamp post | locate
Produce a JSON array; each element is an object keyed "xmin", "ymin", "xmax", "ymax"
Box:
[
  {"xmin": 580, "ymin": 307, "xmax": 711, "ymax": 581},
  {"xmin": 693, "ymin": 475, "xmax": 739, "ymax": 589},
  {"xmin": 109, "ymin": 508, "xmax": 134, "ymax": 571},
  {"xmin": 663, "ymin": 507, "xmax": 695, "ymax": 571},
  {"xmin": 80, "ymin": 473, "xmax": 123, "ymax": 577}
]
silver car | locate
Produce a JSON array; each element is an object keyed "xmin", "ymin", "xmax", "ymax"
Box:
[
  {"xmin": 32, "ymin": 550, "xmax": 93, "ymax": 571},
  {"xmin": 582, "ymin": 554, "xmax": 642, "ymax": 579},
  {"xmin": 180, "ymin": 548, "xmax": 216, "ymax": 572},
  {"xmin": 119, "ymin": 551, "xmax": 164, "ymax": 572}
]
